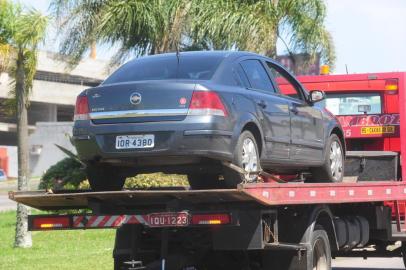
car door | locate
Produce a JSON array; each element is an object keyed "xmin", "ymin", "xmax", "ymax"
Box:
[
  {"xmin": 238, "ymin": 59, "xmax": 291, "ymax": 161},
  {"xmin": 265, "ymin": 61, "xmax": 324, "ymax": 162}
]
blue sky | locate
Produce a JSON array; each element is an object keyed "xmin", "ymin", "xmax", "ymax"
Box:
[{"xmin": 14, "ymin": 0, "xmax": 406, "ymax": 75}]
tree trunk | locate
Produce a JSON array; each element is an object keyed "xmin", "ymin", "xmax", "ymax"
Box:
[{"xmin": 14, "ymin": 48, "xmax": 32, "ymax": 248}]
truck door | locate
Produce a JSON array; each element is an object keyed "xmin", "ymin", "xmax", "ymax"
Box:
[{"xmin": 265, "ymin": 62, "xmax": 324, "ymax": 162}]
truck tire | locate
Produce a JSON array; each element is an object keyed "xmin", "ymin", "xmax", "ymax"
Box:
[
  {"xmin": 114, "ymin": 257, "xmax": 127, "ymax": 270},
  {"xmin": 187, "ymin": 174, "xmax": 224, "ymax": 189},
  {"xmin": 223, "ymin": 130, "xmax": 260, "ymax": 188},
  {"xmin": 310, "ymin": 134, "xmax": 344, "ymax": 183},
  {"xmin": 86, "ymin": 164, "xmax": 126, "ymax": 191},
  {"xmin": 310, "ymin": 227, "xmax": 331, "ymax": 270}
]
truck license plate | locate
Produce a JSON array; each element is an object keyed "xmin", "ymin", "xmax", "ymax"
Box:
[
  {"xmin": 115, "ymin": 134, "xmax": 154, "ymax": 149},
  {"xmin": 148, "ymin": 212, "xmax": 190, "ymax": 227}
]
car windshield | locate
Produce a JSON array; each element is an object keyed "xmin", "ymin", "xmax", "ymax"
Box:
[
  {"xmin": 0, "ymin": 170, "xmax": 4, "ymax": 177},
  {"xmin": 103, "ymin": 54, "xmax": 224, "ymax": 84},
  {"xmin": 317, "ymin": 93, "xmax": 382, "ymax": 115}
]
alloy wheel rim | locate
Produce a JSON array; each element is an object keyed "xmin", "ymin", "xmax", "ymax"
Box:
[
  {"xmin": 241, "ymin": 138, "xmax": 258, "ymax": 181},
  {"xmin": 313, "ymin": 238, "xmax": 328, "ymax": 270},
  {"xmin": 329, "ymin": 141, "xmax": 343, "ymax": 181}
]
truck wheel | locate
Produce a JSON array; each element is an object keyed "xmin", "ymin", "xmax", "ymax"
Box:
[
  {"xmin": 223, "ymin": 130, "xmax": 260, "ymax": 188},
  {"xmin": 86, "ymin": 164, "xmax": 126, "ymax": 191},
  {"xmin": 310, "ymin": 134, "xmax": 344, "ymax": 183},
  {"xmin": 401, "ymin": 241, "xmax": 406, "ymax": 268},
  {"xmin": 310, "ymin": 228, "xmax": 331, "ymax": 270},
  {"xmin": 113, "ymin": 257, "xmax": 127, "ymax": 270},
  {"xmin": 188, "ymin": 174, "xmax": 223, "ymax": 189}
]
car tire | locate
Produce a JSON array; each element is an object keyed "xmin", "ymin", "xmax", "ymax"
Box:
[
  {"xmin": 86, "ymin": 164, "xmax": 126, "ymax": 191},
  {"xmin": 310, "ymin": 134, "xmax": 344, "ymax": 183},
  {"xmin": 223, "ymin": 130, "xmax": 261, "ymax": 188}
]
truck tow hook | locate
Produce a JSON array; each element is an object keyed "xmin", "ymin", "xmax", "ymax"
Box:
[{"xmin": 123, "ymin": 260, "xmax": 146, "ymax": 270}]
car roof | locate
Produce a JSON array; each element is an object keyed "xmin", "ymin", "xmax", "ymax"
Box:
[{"xmin": 134, "ymin": 50, "xmax": 262, "ymax": 61}]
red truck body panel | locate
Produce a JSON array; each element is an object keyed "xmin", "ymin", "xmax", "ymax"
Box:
[{"xmin": 294, "ymin": 72, "xmax": 405, "ymax": 155}]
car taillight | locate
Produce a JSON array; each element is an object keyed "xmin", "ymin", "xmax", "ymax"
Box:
[
  {"xmin": 74, "ymin": 96, "xmax": 90, "ymax": 121},
  {"xmin": 188, "ymin": 91, "xmax": 228, "ymax": 117},
  {"xmin": 191, "ymin": 214, "xmax": 231, "ymax": 225},
  {"xmin": 385, "ymin": 79, "xmax": 398, "ymax": 94}
]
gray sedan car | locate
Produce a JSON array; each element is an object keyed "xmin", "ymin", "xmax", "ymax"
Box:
[{"xmin": 73, "ymin": 51, "xmax": 345, "ymax": 191}]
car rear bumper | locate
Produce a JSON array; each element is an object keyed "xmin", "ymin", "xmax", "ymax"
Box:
[{"xmin": 73, "ymin": 117, "xmax": 234, "ymax": 166}]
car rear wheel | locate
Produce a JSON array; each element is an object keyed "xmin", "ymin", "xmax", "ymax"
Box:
[
  {"xmin": 310, "ymin": 134, "xmax": 344, "ymax": 183},
  {"xmin": 223, "ymin": 130, "xmax": 260, "ymax": 188},
  {"xmin": 86, "ymin": 164, "xmax": 126, "ymax": 191},
  {"xmin": 187, "ymin": 174, "xmax": 223, "ymax": 189}
]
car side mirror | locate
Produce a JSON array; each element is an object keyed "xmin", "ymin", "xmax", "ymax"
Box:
[{"xmin": 309, "ymin": 90, "xmax": 326, "ymax": 103}]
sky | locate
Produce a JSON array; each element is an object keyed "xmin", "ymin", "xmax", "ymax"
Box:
[{"xmin": 13, "ymin": 0, "xmax": 406, "ymax": 75}]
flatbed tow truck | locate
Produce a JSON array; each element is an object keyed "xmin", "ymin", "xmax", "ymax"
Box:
[{"xmin": 8, "ymin": 72, "xmax": 406, "ymax": 270}]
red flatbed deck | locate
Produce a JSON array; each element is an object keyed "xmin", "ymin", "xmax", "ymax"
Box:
[{"xmin": 9, "ymin": 181, "xmax": 406, "ymax": 211}]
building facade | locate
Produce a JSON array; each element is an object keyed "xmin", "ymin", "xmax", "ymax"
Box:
[{"xmin": 0, "ymin": 51, "xmax": 110, "ymax": 177}]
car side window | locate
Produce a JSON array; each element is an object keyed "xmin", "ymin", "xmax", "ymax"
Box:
[
  {"xmin": 235, "ymin": 66, "xmax": 251, "ymax": 88},
  {"xmin": 266, "ymin": 62, "xmax": 304, "ymax": 101},
  {"xmin": 240, "ymin": 60, "xmax": 276, "ymax": 93}
]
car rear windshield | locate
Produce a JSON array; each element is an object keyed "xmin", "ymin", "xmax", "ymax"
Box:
[
  {"xmin": 103, "ymin": 54, "xmax": 224, "ymax": 84},
  {"xmin": 318, "ymin": 93, "xmax": 382, "ymax": 115}
]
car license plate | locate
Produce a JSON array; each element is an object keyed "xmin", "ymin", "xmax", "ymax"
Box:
[
  {"xmin": 115, "ymin": 134, "xmax": 155, "ymax": 149},
  {"xmin": 148, "ymin": 212, "xmax": 190, "ymax": 227}
]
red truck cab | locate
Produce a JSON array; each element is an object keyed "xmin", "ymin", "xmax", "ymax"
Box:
[{"xmin": 296, "ymin": 72, "xmax": 403, "ymax": 154}]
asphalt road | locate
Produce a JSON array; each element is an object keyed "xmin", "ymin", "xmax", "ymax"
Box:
[
  {"xmin": 0, "ymin": 193, "xmax": 16, "ymax": 212},
  {"xmin": 332, "ymin": 257, "xmax": 404, "ymax": 269}
]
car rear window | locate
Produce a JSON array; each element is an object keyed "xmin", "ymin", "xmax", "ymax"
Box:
[{"xmin": 103, "ymin": 54, "xmax": 224, "ymax": 84}]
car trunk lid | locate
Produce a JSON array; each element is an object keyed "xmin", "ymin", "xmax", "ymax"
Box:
[{"xmin": 87, "ymin": 81, "xmax": 195, "ymax": 124}]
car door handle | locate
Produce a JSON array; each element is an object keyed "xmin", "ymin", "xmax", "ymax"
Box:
[
  {"xmin": 257, "ymin": 100, "xmax": 267, "ymax": 108},
  {"xmin": 289, "ymin": 106, "xmax": 299, "ymax": 114}
]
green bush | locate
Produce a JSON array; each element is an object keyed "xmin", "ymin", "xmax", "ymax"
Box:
[
  {"xmin": 78, "ymin": 173, "xmax": 188, "ymax": 190},
  {"xmin": 125, "ymin": 173, "xmax": 188, "ymax": 188},
  {"xmin": 39, "ymin": 158, "xmax": 86, "ymax": 190}
]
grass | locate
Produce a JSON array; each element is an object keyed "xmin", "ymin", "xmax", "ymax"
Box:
[{"xmin": 0, "ymin": 211, "xmax": 116, "ymax": 270}]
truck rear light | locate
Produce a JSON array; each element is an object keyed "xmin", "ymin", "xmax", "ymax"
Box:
[
  {"xmin": 188, "ymin": 91, "xmax": 228, "ymax": 117},
  {"xmin": 32, "ymin": 216, "xmax": 70, "ymax": 230},
  {"xmin": 385, "ymin": 79, "xmax": 398, "ymax": 94},
  {"xmin": 191, "ymin": 213, "xmax": 231, "ymax": 225},
  {"xmin": 74, "ymin": 96, "xmax": 90, "ymax": 121}
]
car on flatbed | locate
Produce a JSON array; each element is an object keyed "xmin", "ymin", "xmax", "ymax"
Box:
[{"xmin": 72, "ymin": 51, "xmax": 345, "ymax": 191}]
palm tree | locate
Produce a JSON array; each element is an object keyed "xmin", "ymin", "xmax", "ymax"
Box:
[
  {"xmin": 0, "ymin": 0, "xmax": 48, "ymax": 248},
  {"xmin": 51, "ymin": 0, "xmax": 334, "ymax": 69},
  {"xmin": 191, "ymin": 0, "xmax": 335, "ymax": 70}
]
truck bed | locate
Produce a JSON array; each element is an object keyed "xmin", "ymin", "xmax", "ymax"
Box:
[{"xmin": 9, "ymin": 181, "xmax": 406, "ymax": 211}]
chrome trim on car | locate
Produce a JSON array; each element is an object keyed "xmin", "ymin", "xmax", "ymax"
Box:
[
  {"xmin": 184, "ymin": 130, "xmax": 233, "ymax": 136},
  {"xmin": 89, "ymin": 109, "xmax": 189, "ymax": 119}
]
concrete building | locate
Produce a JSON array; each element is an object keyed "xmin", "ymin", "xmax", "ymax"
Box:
[{"xmin": 0, "ymin": 51, "xmax": 111, "ymax": 177}]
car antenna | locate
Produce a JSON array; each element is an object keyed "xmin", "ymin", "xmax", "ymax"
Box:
[{"xmin": 176, "ymin": 44, "xmax": 180, "ymax": 78}]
